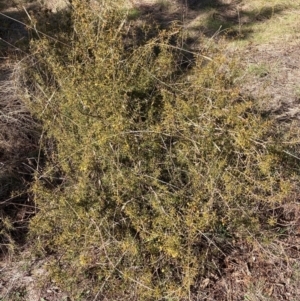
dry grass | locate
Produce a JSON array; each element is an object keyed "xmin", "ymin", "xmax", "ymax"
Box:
[
  {"xmin": 0, "ymin": 62, "xmax": 39, "ymax": 259},
  {"xmin": 0, "ymin": 0, "xmax": 40, "ymax": 264},
  {"xmin": 0, "ymin": 64, "xmax": 38, "ymax": 160}
]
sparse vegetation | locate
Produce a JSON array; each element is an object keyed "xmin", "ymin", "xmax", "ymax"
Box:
[{"xmin": 1, "ymin": 0, "xmax": 300, "ymax": 300}]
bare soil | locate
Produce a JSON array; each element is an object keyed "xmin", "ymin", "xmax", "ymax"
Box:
[{"xmin": 240, "ymin": 40, "xmax": 300, "ymax": 121}]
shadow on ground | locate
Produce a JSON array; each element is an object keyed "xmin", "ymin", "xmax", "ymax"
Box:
[
  {"xmin": 0, "ymin": 1, "xmax": 71, "ymax": 56},
  {"xmin": 131, "ymin": 0, "xmax": 288, "ymax": 44},
  {"xmin": 0, "ymin": 1, "xmax": 40, "ymax": 256}
]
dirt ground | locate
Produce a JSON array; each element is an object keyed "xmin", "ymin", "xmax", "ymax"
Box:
[
  {"xmin": 1, "ymin": 0, "xmax": 300, "ymax": 300},
  {"xmin": 240, "ymin": 41, "xmax": 300, "ymax": 121}
]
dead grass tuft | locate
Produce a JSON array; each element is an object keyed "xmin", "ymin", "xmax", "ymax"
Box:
[{"xmin": 0, "ymin": 59, "xmax": 39, "ymax": 257}]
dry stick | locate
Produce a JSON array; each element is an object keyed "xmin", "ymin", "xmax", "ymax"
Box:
[
  {"xmin": 0, "ymin": 12, "xmax": 71, "ymax": 47},
  {"xmin": 0, "ymin": 37, "xmax": 28, "ymax": 55},
  {"xmin": 158, "ymin": 43, "xmax": 213, "ymax": 61},
  {"xmin": 113, "ymin": 17, "xmax": 127, "ymax": 40},
  {"xmin": 237, "ymin": 7, "xmax": 241, "ymax": 36},
  {"xmin": 283, "ymin": 150, "xmax": 300, "ymax": 161},
  {"xmin": 209, "ymin": 25, "xmax": 223, "ymax": 41},
  {"xmin": 140, "ymin": 66, "xmax": 184, "ymax": 93},
  {"xmin": 22, "ymin": 6, "xmax": 40, "ymax": 39},
  {"xmin": 0, "ymin": 192, "xmax": 28, "ymax": 205},
  {"xmin": 198, "ymin": 230, "xmax": 227, "ymax": 257}
]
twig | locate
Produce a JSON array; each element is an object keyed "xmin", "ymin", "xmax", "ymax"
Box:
[{"xmin": 0, "ymin": 12, "xmax": 71, "ymax": 47}]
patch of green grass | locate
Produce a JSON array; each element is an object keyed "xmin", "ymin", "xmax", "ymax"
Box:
[
  {"xmin": 247, "ymin": 63, "xmax": 270, "ymax": 78},
  {"xmin": 127, "ymin": 7, "xmax": 141, "ymax": 20},
  {"xmin": 244, "ymin": 9, "xmax": 300, "ymax": 44}
]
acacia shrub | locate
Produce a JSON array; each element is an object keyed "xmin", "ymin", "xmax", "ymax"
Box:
[{"xmin": 25, "ymin": 0, "xmax": 300, "ymax": 299}]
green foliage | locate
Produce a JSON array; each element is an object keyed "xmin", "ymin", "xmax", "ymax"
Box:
[{"xmin": 24, "ymin": 0, "xmax": 300, "ymax": 299}]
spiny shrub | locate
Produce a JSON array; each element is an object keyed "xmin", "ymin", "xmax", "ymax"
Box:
[{"xmin": 24, "ymin": 0, "xmax": 300, "ymax": 299}]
